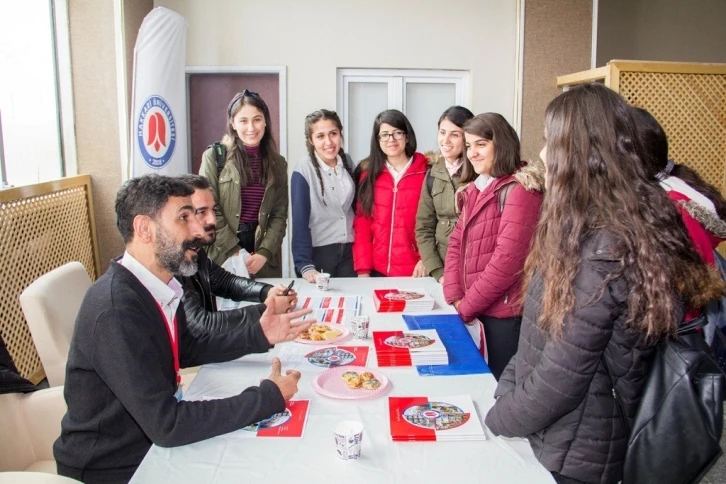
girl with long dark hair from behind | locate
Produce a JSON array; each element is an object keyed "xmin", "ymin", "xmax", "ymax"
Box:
[
  {"xmin": 291, "ymin": 109, "xmax": 357, "ymax": 281},
  {"xmin": 199, "ymin": 90, "xmax": 289, "ymax": 278},
  {"xmin": 353, "ymin": 109, "xmax": 428, "ymax": 277},
  {"xmin": 415, "ymin": 106, "xmax": 476, "ymax": 282},
  {"xmin": 631, "ymin": 107, "xmax": 726, "ymax": 266},
  {"xmin": 485, "ymin": 84, "xmax": 724, "ymax": 484}
]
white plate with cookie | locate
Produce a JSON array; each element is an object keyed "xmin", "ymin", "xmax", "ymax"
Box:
[
  {"xmin": 311, "ymin": 366, "xmax": 390, "ymax": 400},
  {"xmin": 295, "ymin": 323, "xmax": 350, "ymax": 345}
]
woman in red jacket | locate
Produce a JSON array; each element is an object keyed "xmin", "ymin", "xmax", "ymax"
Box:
[
  {"xmin": 443, "ymin": 113, "xmax": 544, "ymax": 379},
  {"xmin": 353, "ymin": 110, "xmax": 428, "ymax": 277},
  {"xmin": 631, "ymin": 107, "xmax": 726, "ymax": 266}
]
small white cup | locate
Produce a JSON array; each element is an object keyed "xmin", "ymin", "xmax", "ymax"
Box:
[
  {"xmin": 334, "ymin": 420, "xmax": 364, "ymax": 461},
  {"xmin": 349, "ymin": 315, "xmax": 370, "ymax": 340},
  {"xmin": 315, "ymin": 272, "xmax": 331, "ymax": 291}
]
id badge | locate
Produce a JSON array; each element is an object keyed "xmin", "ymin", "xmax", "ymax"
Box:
[{"xmin": 174, "ymin": 383, "xmax": 184, "ymax": 401}]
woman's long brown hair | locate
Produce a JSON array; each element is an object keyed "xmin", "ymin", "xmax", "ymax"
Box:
[{"xmin": 524, "ymin": 84, "xmax": 724, "ymax": 339}]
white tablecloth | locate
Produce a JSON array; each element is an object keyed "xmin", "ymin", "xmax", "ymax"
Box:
[{"xmin": 131, "ymin": 277, "xmax": 553, "ymax": 484}]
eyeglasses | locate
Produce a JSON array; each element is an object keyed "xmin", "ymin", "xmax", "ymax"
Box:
[{"xmin": 378, "ymin": 130, "xmax": 406, "ymax": 142}]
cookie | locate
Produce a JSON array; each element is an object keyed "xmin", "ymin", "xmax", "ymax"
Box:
[
  {"xmin": 359, "ymin": 372, "xmax": 375, "ymax": 382},
  {"xmin": 341, "ymin": 371, "xmax": 361, "ymax": 389},
  {"xmin": 362, "ymin": 378, "xmax": 381, "ymax": 390}
]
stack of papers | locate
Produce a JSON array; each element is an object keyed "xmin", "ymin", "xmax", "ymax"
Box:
[
  {"xmin": 402, "ymin": 314, "xmax": 490, "ymax": 376},
  {"xmin": 388, "ymin": 394, "xmax": 486, "ymax": 441},
  {"xmin": 373, "ymin": 289, "xmax": 435, "ymax": 312},
  {"xmin": 296, "ymin": 296, "xmax": 361, "ymax": 325},
  {"xmin": 373, "ymin": 329, "xmax": 449, "ymax": 367}
]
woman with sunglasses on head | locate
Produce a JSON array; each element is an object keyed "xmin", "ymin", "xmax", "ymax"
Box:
[
  {"xmin": 200, "ymin": 90, "xmax": 288, "ymax": 278},
  {"xmin": 291, "ymin": 109, "xmax": 357, "ymax": 282},
  {"xmin": 415, "ymin": 106, "xmax": 476, "ymax": 283},
  {"xmin": 353, "ymin": 109, "xmax": 428, "ymax": 277},
  {"xmin": 443, "ymin": 113, "xmax": 544, "ymax": 379},
  {"xmin": 485, "ymin": 84, "xmax": 723, "ymax": 484}
]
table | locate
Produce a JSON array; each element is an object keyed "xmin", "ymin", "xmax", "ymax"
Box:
[{"xmin": 131, "ymin": 277, "xmax": 554, "ymax": 484}]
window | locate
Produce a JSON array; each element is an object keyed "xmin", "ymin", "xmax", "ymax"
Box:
[
  {"xmin": 337, "ymin": 69, "xmax": 469, "ymax": 163},
  {"xmin": 0, "ymin": 0, "xmax": 66, "ymax": 187}
]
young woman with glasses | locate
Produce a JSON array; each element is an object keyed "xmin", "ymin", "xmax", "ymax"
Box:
[
  {"xmin": 415, "ymin": 106, "xmax": 476, "ymax": 283},
  {"xmin": 199, "ymin": 90, "xmax": 288, "ymax": 277},
  {"xmin": 443, "ymin": 113, "xmax": 544, "ymax": 379},
  {"xmin": 291, "ymin": 109, "xmax": 357, "ymax": 282},
  {"xmin": 353, "ymin": 109, "xmax": 428, "ymax": 277}
]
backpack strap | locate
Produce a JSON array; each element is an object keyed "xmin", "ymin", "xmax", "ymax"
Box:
[
  {"xmin": 426, "ymin": 168, "xmax": 435, "ymax": 195},
  {"xmin": 498, "ymin": 182, "xmax": 516, "ymax": 213},
  {"xmin": 208, "ymin": 142, "xmax": 226, "ymax": 175}
]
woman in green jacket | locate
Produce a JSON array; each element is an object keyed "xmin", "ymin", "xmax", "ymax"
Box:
[
  {"xmin": 414, "ymin": 106, "xmax": 475, "ymax": 282},
  {"xmin": 199, "ymin": 90, "xmax": 288, "ymax": 278}
]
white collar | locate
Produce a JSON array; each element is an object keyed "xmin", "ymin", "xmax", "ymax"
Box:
[
  {"xmin": 386, "ymin": 156, "xmax": 413, "ymax": 174},
  {"xmin": 444, "ymin": 157, "xmax": 463, "ymax": 170},
  {"xmin": 315, "ymin": 153, "xmax": 342, "ymax": 173},
  {"xmin": 474, "ymin": 173, "xmax": 493, "ymax": 192},
  {"xmin": 120, "ymin": 251, "xmax": 183, "ymax": 307}
]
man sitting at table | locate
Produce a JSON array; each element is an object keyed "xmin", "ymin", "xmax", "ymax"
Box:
[
  {"xmin": 54, "ymin": 174, "xmax": 312, "ymax": 483},
  {"xmin": 176, "ymin": 174, "xmax": 297, "ymax": 335}
]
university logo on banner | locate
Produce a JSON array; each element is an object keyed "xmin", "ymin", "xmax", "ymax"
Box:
[{"xmin": 136, "ymin": 95, "xmax": 177, "ymax": 169}]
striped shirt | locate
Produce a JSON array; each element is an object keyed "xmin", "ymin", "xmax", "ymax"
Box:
[{"xmin": 239, "ymin": 145, "xmax": 266, "ymax": 224}]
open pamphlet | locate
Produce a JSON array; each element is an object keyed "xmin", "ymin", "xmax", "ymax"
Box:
[{"xmin": 295, "ymin": 296, "xmax": 361, "ymax": 325}]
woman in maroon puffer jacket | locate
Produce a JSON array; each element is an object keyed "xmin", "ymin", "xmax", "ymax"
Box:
[
  {"xmin": 353, "ymin": 110, "xmax": 428, "ymax": 277},
  {"xmin": 443, "ymin": 113, "xmax": 544, "ymax": 379}
]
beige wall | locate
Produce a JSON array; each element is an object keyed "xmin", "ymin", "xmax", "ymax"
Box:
[
  {"xmin": 154, "ymin": 0, "xmax": 519, "ymax": 169},
  {"xmin": 68, "ymin": 0, "xmax": 152, "ymax": 271},
  {"xmin": 519, "ymin": 0, "xmax": 593, "ymax": 162},
  {"xmin": 597, "ymin": 0, "xmax": 726, "ymax": 65}
]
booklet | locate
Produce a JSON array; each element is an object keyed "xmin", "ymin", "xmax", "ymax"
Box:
[
  {"xmin": 388, "ymin": 394, "xmax": 486, "ymax": 441},
  {"xmin": 278, "ymin": 343, "xmax": 370, "ymax": 372},
  {"xmin": 241, "ymin": 399, "xmax": 310, "ymax": 438},
  {"xmin": 373, "ymin": 289, "xmax": 435, "ymax": 312},
  {"xmin": 373, "ymin": 329, "xmax": 448, "ymax": 367}
]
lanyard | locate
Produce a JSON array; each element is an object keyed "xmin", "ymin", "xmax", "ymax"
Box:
[{"xmin": 154, "ymin": 301, "xmax": 181, "ymax": 385}]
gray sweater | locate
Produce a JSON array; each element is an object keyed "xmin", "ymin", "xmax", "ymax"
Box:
[{"xmin": 290, "ymin": 155, "xmax": 355, "ymax": 274}]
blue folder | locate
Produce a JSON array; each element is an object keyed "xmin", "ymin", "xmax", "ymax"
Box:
[{"xmin": 402, "ymin": 314, "xmax": 490, "ymax": 376}]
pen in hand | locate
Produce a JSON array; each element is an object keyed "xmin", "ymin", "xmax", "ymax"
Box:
[{"xmin": 282, "ymin": 280, "xmax": 295, "ymax": 296}]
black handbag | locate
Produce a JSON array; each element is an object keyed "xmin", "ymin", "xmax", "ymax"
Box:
[{"xmin": 603, "ymin": 317, "xmax": 724, "ymax": 484}]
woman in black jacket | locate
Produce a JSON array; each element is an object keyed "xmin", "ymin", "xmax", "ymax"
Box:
[{"xmin": 485, "ymin": 84, "xmax": 724, "ymax": 483}]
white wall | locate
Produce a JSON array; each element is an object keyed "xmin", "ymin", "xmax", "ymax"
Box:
[{"xmin": 154, "ymin": 0, "xmax": 518, "ymax": 169}]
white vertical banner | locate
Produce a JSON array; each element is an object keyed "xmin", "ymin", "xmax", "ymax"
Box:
[{"xmin": 129, "ymin": 7, "xmax": 188, "ymax": 177}]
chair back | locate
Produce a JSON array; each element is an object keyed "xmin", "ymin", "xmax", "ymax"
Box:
[{"xmin": 19, "ymin": 262, "xmax": 91, "ymax": 387}]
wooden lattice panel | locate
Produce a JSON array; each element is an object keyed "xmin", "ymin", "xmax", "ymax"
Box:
[
  {"xmin": 0, "ymin": 184, "xmax": 97, "ymax": 381},
  {"xmin": 618, "ymin": 71, "xmax": 726, "ymax": 196}
]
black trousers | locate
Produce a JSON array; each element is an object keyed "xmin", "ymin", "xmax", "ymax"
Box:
[
  {"xmin": 237, "ymin": 222, "xmax": 258, "ymax": 253},
  {"xmin": 295, "ymin": 243, "xmax": 357, "ymax": 278},
  {"xmin": 551, "ymin": 472, "xmax": 586, "ymax": 484},
  {"xmin": 481, "ymin": 315, "xmax": 522, "ymax": 380}
]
